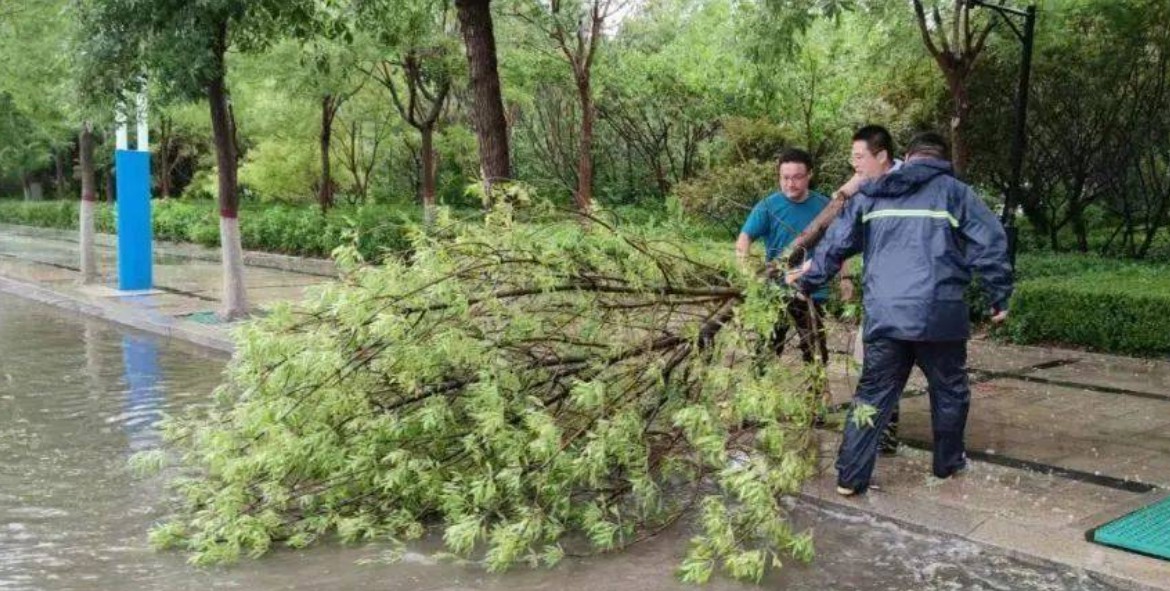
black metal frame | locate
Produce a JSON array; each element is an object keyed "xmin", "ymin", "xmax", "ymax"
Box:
[{"xmin": 967, "ymin": 0, "xmax": 1037, "ymax": 269}]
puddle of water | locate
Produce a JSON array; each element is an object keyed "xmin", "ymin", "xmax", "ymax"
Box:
[{"xmin": 0, "ymin": 293, "xmax": 1124, "ymax": 591}]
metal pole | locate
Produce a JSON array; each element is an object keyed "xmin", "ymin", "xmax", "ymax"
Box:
[
  {"xmin": 1001, "ymin": 5, "xmax": 1036, "ymax": 269},
  {"xmin": 135, "ymin": 92, "xmax": 150, "ymax": 152},
  {"xmin": 115, "ymin": 104, "xmax": 129, "ymax": 151}
]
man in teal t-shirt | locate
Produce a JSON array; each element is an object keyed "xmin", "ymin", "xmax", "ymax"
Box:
[{"xmin": 736, "ymin": 148, "xmax": 854, "ymax": 374}]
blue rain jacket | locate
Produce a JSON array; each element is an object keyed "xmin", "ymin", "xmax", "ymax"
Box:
[{"xmin": 798, "ymin": 158, "xmax": 1013, "ymax": 342}]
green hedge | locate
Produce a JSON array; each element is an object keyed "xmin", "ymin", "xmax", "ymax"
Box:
[
  {"xmin": 1012, "ymin": 251, "xmax": 1153, "ymax": 281},
  {"xmin": 1005, "ymin": 265, "xmax": 1170, "ymax": 355},
  {"xmin": 0, "ymin": 199, "xmax": 419, "ymax": 261},
  {"xmin": 967, "ymin": 252, "xmax": 1130, "ymax": 323},
  {"xmin": 0, "ymin": 200, "xmax": 116, "ymax": 232}
]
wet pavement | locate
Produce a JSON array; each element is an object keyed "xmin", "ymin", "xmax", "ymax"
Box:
[
  {"xmin": 812, "ymin": 327, "xmax": 1170, "ymax": 589},
  {"xmin": 1, "ymin": 221, "xmax": 1168, "ymax": 589},
  {"xmin": 0, "ymin": 293, "xmax": 1134, "ymax": 590},
  {"xmin": 819, "ymin": 324, "xmax": 1170, "ymax": 491},
  {"xmin": 904, "ymin": 378, "xmax": 1170, "ymax": 488},
  {"xmin": 0, "ymin": 223, "xmax": 332, "ymax": 352}
]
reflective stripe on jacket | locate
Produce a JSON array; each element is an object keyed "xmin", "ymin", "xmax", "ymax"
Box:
[{"xmin": 798, "ymin": 158, "xmax": 1013, "ymax": 342}]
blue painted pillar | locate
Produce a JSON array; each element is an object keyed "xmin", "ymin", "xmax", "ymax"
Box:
[{"xmin": 115, "ymin": 150, "xmax": 152, "ymax": 290}]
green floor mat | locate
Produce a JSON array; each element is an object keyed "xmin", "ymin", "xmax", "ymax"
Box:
[{"xmin": 1091, "ymin": 494, "xmax": 1170, "ymax": 560}]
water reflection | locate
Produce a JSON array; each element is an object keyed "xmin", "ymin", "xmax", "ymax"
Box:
[{"xmin": 120, "ymin": 335, "xmax": 163, "ymax": 450}]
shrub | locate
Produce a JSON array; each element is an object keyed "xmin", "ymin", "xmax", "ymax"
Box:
[
  {"xmin": 1005, "ymin": 268, "xmax": 1170, "ymax": 355},
  {"xmin": 0, "ymin": 200, "xmax": 118, "ymax": 232},
  {"xmin": 673, "ymin": 160, "xmax": 775, "ymax": 230},
  {"xmin": 0, "ymin": 199, "xmax": 418, "ymax": 262},
  {"xmin": 717, "ymin": 117, "xmax": 790, "ymax": 164},
  {"xmin": 182, "ymin": 168, "xmax": 218, "ymax": 200},
  {"xmin": 152, "ymin": 198, "xmax": 217, "ymax": 243},
  {"xmin": 434, "ymin": 124, "xmax": 481, "ymax": 208},
  {"xmin": 1012, "ymin": 251, "xmax": 1141, "ymax": 281},
  {"xmin": 238, "ymin": 139, "xmax": 320, "ymax": 203}
]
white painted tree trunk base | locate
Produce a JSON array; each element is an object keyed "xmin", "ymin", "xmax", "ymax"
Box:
[
  {"xmin": 79, "ymin": 200, "xmax": 98, "ymax": 284},
  {"xmin": 219, "ymin": 216, "xmax": 249, "ymax": 320}
]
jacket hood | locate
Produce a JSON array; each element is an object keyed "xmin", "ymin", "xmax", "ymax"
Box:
[{"xmin": 860, "ymin": 158, "xmax": 953, "ymax": 199}]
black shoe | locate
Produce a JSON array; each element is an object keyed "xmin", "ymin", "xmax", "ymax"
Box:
[
  {"xmin": 836, "ymin": 482, "xmax": 879, "ymax": 496},
  {"xmin": 878, "ymin": 429, "xmax": 900, "ymax": 456},
  {"xmin": 933, "ymin": 458, "xmax": 969, "ymax": 480}
]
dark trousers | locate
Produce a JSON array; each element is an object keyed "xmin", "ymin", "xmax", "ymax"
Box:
[
  {"xmin": 767, "ymin": 298, "xmax": 829, "ymax": 366},
  {"xmin": 836, "ymin": 338, "xmax": 970, "ymax": 492}
]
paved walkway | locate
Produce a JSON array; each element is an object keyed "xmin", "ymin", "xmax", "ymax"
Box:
[
  {"xmin": 810, "ymin": 307, "xmax": 1170, "ymax": 590},
  {"xmin": 0, "ymin": 223, "xmax": 334, "ymax": 352},
  {"xmin": 1, "ymin": 222, "xmax": 1167, "ymax": 590}
]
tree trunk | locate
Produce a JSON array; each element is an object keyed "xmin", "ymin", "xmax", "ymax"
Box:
[
  {"xmin": 910, "ymin": 0, "xmax": 992, "ymax": 181},
  {"xmin": 1071, "ymin": 206, "xmax": 1089, "ymax": 252},
  {"xmin": 208, "ymin": 33, "xmax": 248, "ymax": 320},
  {"xmin": 79, "ymin": 122, "xmax": 98, "ymax": 284},
  {"xmin": 159, "ymin": 150, "xmax": 172, "ymax": 197},
  {"xmin": 421, "ymin": 124, "xmax": 437, "ymax": 224},
  {"xmin": 1138, "ymin": 197, "xmax": 1170, "ymax": 258},
  {"xmin": 948, "ymin": 77, "xmax": 971, "ymax": 177},
  {"xmin": 575, "ymin": 75, "xmax": 594, "ymax": 212},
  {"xmin": 455, "ymin": 0, "xmax": 511, "ymax": 193},
  {"xmin": 786, "ymin": 194, "xmax": 850, "ymax": 268},
  {"xmin": 158, "ymin": 116, "xmax": 173, "ymax": 198},
  {"xmin": 653, "ymin": 160, "xmax": 669, "ymax": 196},
  {"xmin": 55, "ymin": 150, "xmax": 68, "ymax": 197},
  {"xmin": 1020, "ymin": 193, "xmax": 1048, "ymax": 237},
  {"xmin": 319, "ymin": 94, "xmax": 336, "ymax": 213}
]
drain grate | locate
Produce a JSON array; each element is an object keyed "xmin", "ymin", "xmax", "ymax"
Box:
[{"xmin": 1091, "ymin": 495, "xmax": 1170, "ymax": 560}]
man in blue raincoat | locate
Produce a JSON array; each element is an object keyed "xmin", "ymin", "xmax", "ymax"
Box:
[{"xmin": 786, "ymin": 132, "xmax": 1013, "ymax": 496}]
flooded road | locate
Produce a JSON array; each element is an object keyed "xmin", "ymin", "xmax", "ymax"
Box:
[{"xmin": 0, "ymin": 293, "xmax": 1122, "ymax": 590}]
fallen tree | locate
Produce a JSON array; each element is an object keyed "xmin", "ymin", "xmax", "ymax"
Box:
[{"xmin": 147, "ymin": 202, "xmax": 822, "ymax": 583}]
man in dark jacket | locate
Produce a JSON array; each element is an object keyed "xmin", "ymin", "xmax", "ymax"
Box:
[{"xmin": 786, "ymin": 132, "xmax": 1013, "ymax": 496}]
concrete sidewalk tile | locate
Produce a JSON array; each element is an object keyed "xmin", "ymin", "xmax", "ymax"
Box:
[
  {"xmin": 1033, "ymin": 359, "xmax": 1170, "ymax": 399},
  {"xmin": 1091, "ymin": 409, "xmax": 1170, "ymax": 436},
  {"xmin": 1055, "ymin": 444, "xmax": 1159, "ymax": 474},
  {"xmin": 971, "ymin": 377, "xmax": 1058, "ymax": 406},
  {"xmin": 801, "ymin": 473, "xmax": 990, "ymax": 538},
  {"xmin": 968, "ymin": 341, "xmax": 1077, "ymax": 373},
  {"xmin": 1070, "ymin": 489, "xmax": 1168, "ymax": 532},
  {"xmin": 245, "ymin": 284, "xmax": 318, "ymax": 305},
  {"xmin": 1132, "ymin": 426, "xmax": 1170, "ymax": 451},
  {"xmin": 1123, "ymin": 455, "xmax": 1170, "ymax": 488},
  {"xmin": 969, "ymin": 517, "xmax": 1170, "ymax": 591},
  {"xmin": 145, "ymin": 297, "xmax": 218, "ymax": 317}
]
